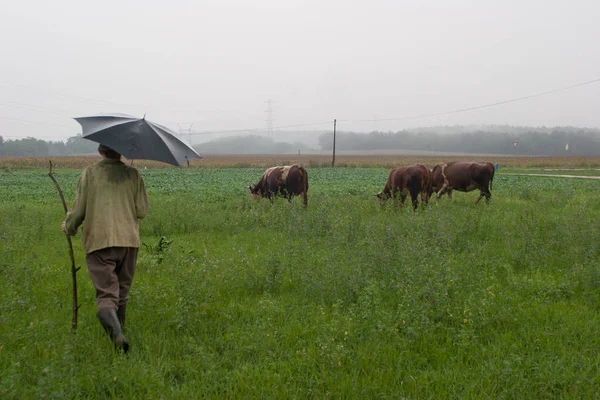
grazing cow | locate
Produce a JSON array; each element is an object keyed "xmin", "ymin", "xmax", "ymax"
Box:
[
  {"xmin": 377, "ymin": 165, "xmax": 433, "ymax": 210},
  {"xmin": 431, "ymin": 162, "xmax": 495, "ymax": 204},
  {"xmin": 248, "ymin": 165, "xmax": 309, "ymax": 206}
]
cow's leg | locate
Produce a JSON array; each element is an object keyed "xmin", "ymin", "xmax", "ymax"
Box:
[
  {"xmin": 436, "ymin": 182, "xmax": 448, "ymax": 199},
  {"xmin": 437, "ymin": 168, "xmax": 450, "ymax": 198},
  {"xmin": 409, "ymin": 187, "xmax": 420, "ymax": 211},
  {"xmin": 390, "ymin": 189, "xmax": 399, "ymax": 208},
  {"xmin": 447, "ymin": 190, "xmax": 452, "ymax": 200},
  {"xmin": 399, "ymin": 192, "xmax": 407, "ymax": 208},
  {"xmin": 411, "ymin": 195, "xmax": 419, "ymax": 211},
  {"xmin": 484, "ymin": 190, "xmax": 491, "ymax": 204},
  {"xmin": 475, "ymin": 191, "xmax": 485, "ymax": 205}
]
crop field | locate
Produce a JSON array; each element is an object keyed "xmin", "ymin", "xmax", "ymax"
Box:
[
  {"xmin": 2, "ymin": 165, "xmax": 600, "ymax": 398},
  {"xmin": 2, "ymin": 154, "xmax": 600, "ymax": 170}
]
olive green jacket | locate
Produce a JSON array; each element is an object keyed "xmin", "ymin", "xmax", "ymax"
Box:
[{"xmin": 65, "ymin": 158, "xmax": 149, "ymax": 254}]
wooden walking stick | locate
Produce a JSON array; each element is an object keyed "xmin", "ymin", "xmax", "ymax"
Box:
[{"xmin": 48, "ymin": 161, "xmax": 80, "ymax": 331}]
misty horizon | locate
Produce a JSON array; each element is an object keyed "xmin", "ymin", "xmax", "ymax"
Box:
[
  {"xmin": 4, "ymin": 124, "xmax": 600, "ymax": 158},
  {"xmin": 2, "ymin": 1, "xmax": 599, "ymax": 144}
]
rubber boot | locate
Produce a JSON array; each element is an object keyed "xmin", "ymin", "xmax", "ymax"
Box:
[
  {"xmin": 97, "ymin": 308, "xmax": 129, "ymax": 353},
  {"xmin": 117, "ymin": 304, "xmax": 127, "ymax": 328}
]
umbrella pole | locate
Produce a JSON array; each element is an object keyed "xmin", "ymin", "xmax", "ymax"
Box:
[{"xmin": 48, "ymin": 161, "xmax": 80, "ymax": 332}]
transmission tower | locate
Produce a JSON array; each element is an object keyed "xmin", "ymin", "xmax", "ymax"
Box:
[
  {"xmin": 178, "ymin": 123, "xmax": 194, "ymax": 146},
  {"xmin": 265, "ymin": 99, "xmax": 275, "ymax": 139}
]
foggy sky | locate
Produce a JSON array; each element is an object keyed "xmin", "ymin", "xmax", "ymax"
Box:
[{"xmin": 1, "ymin": 0, "xmax": 599, "ymax": 144}]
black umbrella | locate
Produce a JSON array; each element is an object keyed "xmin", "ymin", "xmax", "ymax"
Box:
[{"xmin": 75, "ymin": 113, "xmax": 201, "ymax": 166}]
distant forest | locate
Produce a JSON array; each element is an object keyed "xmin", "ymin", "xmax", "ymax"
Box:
[
  {"xmin": 0, "ymin": 134, "xmax": 97, "ymax": 157},
  {"xmin": 0, "ymin": 133, "xmax": 314, "ymax": 157},
  {"xmin": 319, "ymin": 126, "xmax": 600, "ymax": 156},
  {"xmin": 194, "ymin": 135, "xmax": 314, "ymax": 155},
  {"xmin": 2, "ymin": 126, "xmax": 600, "ymax": 156}
]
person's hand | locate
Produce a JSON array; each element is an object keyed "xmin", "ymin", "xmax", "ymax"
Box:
[{"xmin": 61, "ymin": 221, "xmax": 68, "ymax": 234}]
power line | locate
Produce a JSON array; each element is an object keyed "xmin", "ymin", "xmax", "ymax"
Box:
[
  {"xmin": 3, "ymin": 77, "xmax": 599, "ymax": 141},
  {"xmin": 178, "ymin": 123, "xmax": 194, "ymax": 145},
  {"xmin": 0, "ymin": 100, "xmax": 70, "ymax": 116},
  {"xmin": 0, "ymin": 81, "xmax": 235, "ymax": 114},
  {"xmin": 2, "ymin": 134, "xmax": 73, "ymax": 140},
  {"xmin": 0, "ymin": 82, "xmax": 148, "ymax": 110},
  {"xmin": 189, "ymin": 120, "xmax": 333, "ymax": 136},
  {"xmin": 265, "ymin": 99, "xmax": 275, "ymax": 139},
  {"xmin": 349, "ymin": 78, "xmax": 600, "ymax": 123},
  {"xmin": 0, "ymin": 116, "xmax": 74, "ymax": 129},
  {"xmin": 274, "ymin": 121, "xmax": 334, "ymax": 130},
  {"xmin": 189, "ymin": 77, "xmax": 600, "ymax": 135}
]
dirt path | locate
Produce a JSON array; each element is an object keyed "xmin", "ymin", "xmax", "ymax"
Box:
[{"xmin": 504, "ymin": 173, "xmax": 600, "ymax": 180}]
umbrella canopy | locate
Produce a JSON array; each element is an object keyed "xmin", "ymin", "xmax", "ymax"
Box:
[{"xmin": 75, "ymin": 114, "xmax": 201, "ymax": 166}]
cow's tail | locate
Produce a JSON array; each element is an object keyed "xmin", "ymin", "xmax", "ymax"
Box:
[
  {"xmin": 300, "ymin": 166, "xmax": 309, "ymax": 207},
  {"xmin": 489, "ymin": 164, "xmax": 495, "ymax": 191},
  {"xmin": 422, "ymin": 165, "xmax": 433, "ymax": 203}
]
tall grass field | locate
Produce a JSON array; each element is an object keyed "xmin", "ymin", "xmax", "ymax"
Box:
[{"xmin": 2, "ymin": 166, "xmax": 600, "ymax": 398}]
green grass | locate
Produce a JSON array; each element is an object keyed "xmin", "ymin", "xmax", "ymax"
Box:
[
  {"xmin": 2, "ymin": 168, "xmax": 600, "ymax": 398},
  {"xmin": 502, "ymin": 168, "xmax": 600, "ymax": 177}
]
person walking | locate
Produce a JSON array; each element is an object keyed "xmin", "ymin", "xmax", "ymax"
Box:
[{"xmin": 62, "ymin": 144, "xmax": 149, "ymax": 352}]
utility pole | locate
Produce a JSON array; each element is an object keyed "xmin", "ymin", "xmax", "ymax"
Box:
[
  {"xmin": 178, "ymin": 123, "xmax": 194, "ymax": 146},
  {"xmin": 265, "ymin": 99, "xmax": 275, "ymax": 140},
  {"xmin": 331, "ymin": 119, "xmax": 337, "ymax": 168}
]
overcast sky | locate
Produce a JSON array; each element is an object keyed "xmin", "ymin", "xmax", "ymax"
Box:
[{"xmin": 1, "ymin": 0, "xmax": 599, "ymax": 143}]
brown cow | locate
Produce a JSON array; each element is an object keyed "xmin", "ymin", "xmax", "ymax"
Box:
[
  {"xmin": 377, "ymin": 165, "xmax": 433, "ymax": 210},
  {"xmin": 248, "ymin": 165, "xmax": 309, "ymax": 206},
  {"xmin": 431, "ymin": 162, "xmax": 495, "ymax": 204}
]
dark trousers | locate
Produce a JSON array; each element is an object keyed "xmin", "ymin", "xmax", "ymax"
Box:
[{"xmin": 86, "ymin": 247, "xmax": 138, "ymax": 310}]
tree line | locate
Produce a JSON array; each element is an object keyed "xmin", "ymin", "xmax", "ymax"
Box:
[
  {"xmin": 194, "ymin": 135, "xmax": 314, "ymax": 154},
  {"xmin": 0, "ymin": 133, "xmax": 314, "ymax": 157},
  {"xmin": 318, "ymin": 126, "xmax": 600, "ymax": 156},
  {"xmin": 2, "ymin": 126, "xmax": 600, "ymax": 156},
  {"xmin": 0, "ymin": 135, "xmax": 98, "ymax": 157}
]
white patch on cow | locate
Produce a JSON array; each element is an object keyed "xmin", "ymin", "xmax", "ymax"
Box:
[
  {"xmin": 281, "ymin": 165, "xmax": 292, "ymax": 181},
  {"xmin": 264, "ymin": 167, "xmax": 278, "ymax": 180},
  {"xmin": 440, "ymin": 162, "xmax": 449, "ymax": 186},
  {"xmin": 436, "ymin": 162, "xmax": 451, "ymax": 197}
]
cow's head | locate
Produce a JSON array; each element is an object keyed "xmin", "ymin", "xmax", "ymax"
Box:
[
  {"xmin": 376, "ymin": 191, "xmax": 387, "ymax": 206},
  {"xmin": 247, "ymin": 185, "xmax": 260, "ymax": 200}
]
